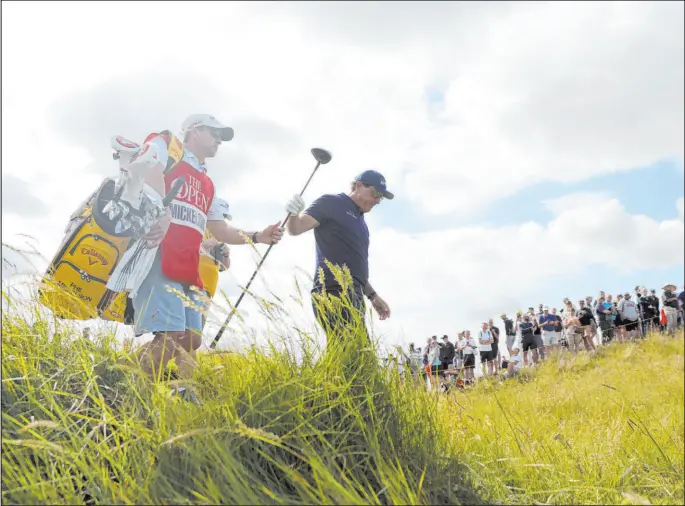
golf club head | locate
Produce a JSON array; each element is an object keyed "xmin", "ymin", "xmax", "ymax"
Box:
[{"xmin": 311, "ymin": 148, "xmax": 332, "ymax": 165}]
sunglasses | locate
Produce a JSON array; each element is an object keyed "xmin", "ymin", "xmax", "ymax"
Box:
[
  {"xmin": 362, "ymin": 183, "xmax": 384, "ymax": 200},
  {"xmin": 199, "ymin": 126, "xmax": 222, "ymax": 141}
]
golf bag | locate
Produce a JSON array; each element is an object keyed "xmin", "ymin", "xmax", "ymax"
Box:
[
  {"xmin": 38, "ymin": 131, "xmax": 184, "ymax": 323},
  {"xmin": 198, "ymin": 232, "xmax": 229, "ymax": 299}
]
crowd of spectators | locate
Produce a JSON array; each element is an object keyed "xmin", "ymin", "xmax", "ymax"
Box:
[{"xmin": 394, "ymin": 283, "xmax": 684, "ymax": 390}]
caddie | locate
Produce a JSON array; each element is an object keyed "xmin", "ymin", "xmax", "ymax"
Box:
[{"xmin": 134, "ymin": 114, "xmax": 283, "ymax": 379}]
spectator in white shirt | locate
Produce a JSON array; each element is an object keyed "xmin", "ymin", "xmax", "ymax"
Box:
[
  {"xmin": 617, "ymin": 292, "xmax": 640, "ymax": 340},
  {"xmin": 460, "ymin": 330, "xmax": 477, "ymax": 385},
  {"xmin": 501, "ymin": 313, "xmax": 516, "ymax": 355},
  {"xmin": 453, "ymin": 331, "xmax": 465, "ymax": 370},
  {"xmin": 478, "ymin": 322, "xmax": 497, "ymax": 376},
  {"xmin": 506, "ymin": 347, "xmax": 523, "ymax": 377}
]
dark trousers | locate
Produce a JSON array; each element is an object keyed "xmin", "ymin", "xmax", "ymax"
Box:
[
  {"xmin": 640, "ymin": 314, "xmax": 657, "ymax": 337},
  {"xmin": 311, "ymin": 286, "xmax": 373, "ymax": 378},
  {"xmin": 535, "ymin": 332, "xmax": 545, "ymax": 359},
  {"xmin": 311, "ymin": 287, "xmax": 369, "ymax": 346},
  {"xmin": 599, "ymin": 320, "xmax": 613, "ymax": 343}
]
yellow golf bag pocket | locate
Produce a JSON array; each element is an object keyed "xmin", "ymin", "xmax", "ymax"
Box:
[
  {"xmin": 99, "ymin": 291, "xmax": 130, "ymax": 323},
  {"xmin": 39, "ymin": 179, "xmax": 132, "ymax": 322},
  {"xmin": 199, "ymin": 239, "xmax": 229, "ymax": 299},
  {"xmin": 199, "ymin": 254, "xmax": 219, "ymax": 298}
]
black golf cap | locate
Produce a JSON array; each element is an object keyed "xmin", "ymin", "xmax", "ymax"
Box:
[{"xmin": 355, "ymin": 170, "xmax": 394, "ymax": 199}]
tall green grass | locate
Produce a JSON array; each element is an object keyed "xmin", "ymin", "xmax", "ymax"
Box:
[
  {"xmin": 1, "ymin": 268, "xmax": 481, "ymax": 505},
  {"xmin": 2, "ymin": 259, "xmax": 683, "ymax": 505}
]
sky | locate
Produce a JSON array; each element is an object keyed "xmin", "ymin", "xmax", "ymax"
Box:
[{"xmin": 2, "ymin": 1, "xmax": 684, "ymax": 354}]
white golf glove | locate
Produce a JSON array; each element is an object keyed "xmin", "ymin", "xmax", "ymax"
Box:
[{"xmin": 285, "ymin": 194, "xmax": 306, "ymax": 215}]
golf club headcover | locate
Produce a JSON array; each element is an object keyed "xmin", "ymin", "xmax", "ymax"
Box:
[
  {"xmin": 112, "ymin": 136, "xmax": 163, "ymax": 178},
  {"xmin": 126, "ymin": 141, "xmax": 161, "ymax": 178},
  {"xmin": 111, "ymin": 135, "xmax": 140, "ymax": 157}
]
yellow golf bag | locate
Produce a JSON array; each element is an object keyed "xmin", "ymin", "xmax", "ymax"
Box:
[
  {"xmin": 38, "ymin": 130, "xmax": 184, "ymax": 323},
  {"xmin": 198, "ymin": 197, "xmax": 231, "ymax": 298},
  {"xmin": 199, "ymin": 232, "xmax": 228, "ymax": 299},
  {"xmin": 38, "ymin": 178, "xmax": 134, "ymax": 322}
]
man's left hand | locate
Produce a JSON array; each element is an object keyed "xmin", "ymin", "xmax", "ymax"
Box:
[
  {"xmin": 371, "ymin": 294, "xmax": 391, "ymax": 320},
  {"xmin": 219, "ymin": 243, "xmax": 230, "ymax": 269},
  {"xmin": 257, "ymin": 222, "xmax": 284, "ymax": 245},
  {"xmin": 145, "ymin": 208, "xmax": 171, "ymax": 248}
]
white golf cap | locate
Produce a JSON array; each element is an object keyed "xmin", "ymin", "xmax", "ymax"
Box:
[
  {"xmin": 181, "ymin": 114, "xmax": 234, "ymax": 141},
  {"xmin": 214, "ymin": 197, "xmax": 232, "ymax": 220},
  {"xmin": 543, "ymin": 305, "xmax": 549, "ymax": 310}
]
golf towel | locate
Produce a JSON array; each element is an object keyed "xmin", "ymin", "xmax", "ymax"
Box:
[
  {"xmin": 106, "ymin": 183, "xmax": 166, "ymax": 299},
  {"xmin": 107, "ymin": 240, "xmax": 157, "ymax": 299}
]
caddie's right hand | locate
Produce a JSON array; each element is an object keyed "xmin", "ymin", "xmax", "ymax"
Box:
[
  {"xmin": 219, "ymin": 243, "xmax": 230, "ymax": 270},
  {"xmin": 285, "ymin": 194, "xmax": 305, "ymax": 216},
  {"xmin": 145, "ymin": 208, "xmax": 171, "ymax": 248}
]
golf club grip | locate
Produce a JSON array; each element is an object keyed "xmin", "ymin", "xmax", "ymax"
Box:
[{"xmin": 163, "ymin": 177, "xmax": 185, "ymax": 207}]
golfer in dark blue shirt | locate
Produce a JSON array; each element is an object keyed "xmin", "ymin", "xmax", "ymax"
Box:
[{"xmin": 285, "ymin": 169, "xmax": 392, "ymax": 339}]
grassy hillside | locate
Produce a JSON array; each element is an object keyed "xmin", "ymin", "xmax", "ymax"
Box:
[
  {"xmin": 440, "ymin": 336, "xmax": 684, "ymax": 505},
  {"xmin": 2, "ymin": 288, "xmax": 683, "ymax": 505}
]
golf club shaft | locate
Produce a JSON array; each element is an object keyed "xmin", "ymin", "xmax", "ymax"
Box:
[{"xmin": 209, "ymin": 161, "xmax": 322, "ymax": 348}]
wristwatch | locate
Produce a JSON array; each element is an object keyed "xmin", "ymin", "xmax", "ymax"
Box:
[{"xmin": 251, "ymin": 232, "xmax": 258, "ymax": 244}]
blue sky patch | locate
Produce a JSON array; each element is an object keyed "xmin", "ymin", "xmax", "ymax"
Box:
[{"xmin": 373, "ymin": 159, "xmax": 684, "ymax": 233}]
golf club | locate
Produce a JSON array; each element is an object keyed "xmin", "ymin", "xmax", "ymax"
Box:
[{"xmin": 209, "ymin": 147, "xmax": 332, "ymax": 349}]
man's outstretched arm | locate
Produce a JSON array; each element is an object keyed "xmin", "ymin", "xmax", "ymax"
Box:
[
  {"xmin": 363, "ymin": 281, "xmax": 378, "ymax": 301},
  {"xmin": 286, "ymin": 213, "xmax": 320, "ymax": 236},
  {"xmin": 207, "ymin": 219, "xmax": 283, "ymax": 245},
  {"xmin": 284, "ymin": 194, "xmax": 321, "ymax": 236}
]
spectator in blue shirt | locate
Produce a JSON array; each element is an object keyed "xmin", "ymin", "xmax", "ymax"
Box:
[
  {"xmin": 284, "ymin": 170, "xmax": 393, "ymax": 349},
  {"xmin": 596, "ymin": 296, "xmax": 615, "ymax": 344},
  {"xmin": 538, "ymin": 306, "xmax": 560, "ymax": 353}
]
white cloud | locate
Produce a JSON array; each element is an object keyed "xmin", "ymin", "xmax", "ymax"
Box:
[
  {"xmin": 2, "ymin": 2, "xmax": 684, "ymax": 352},
  {"xmin": 5, "ymin": 2, "xmax": 682, "ymax": 218},
  {"xmin": 543, "ymin": 192, "xmax": 613, "ymax": 216},
  {"xmin": 2, "ymin": 175, "xmax": 48, "ymax": 217}
]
